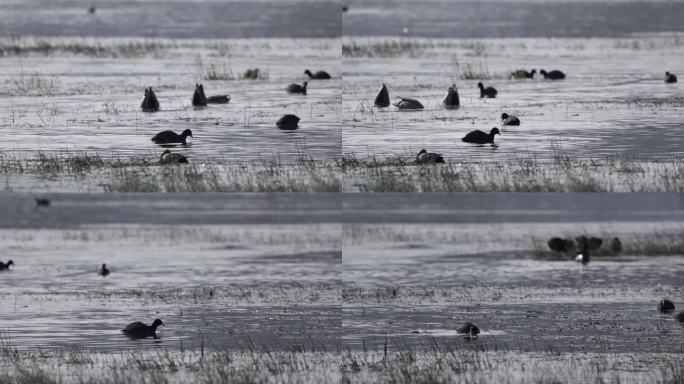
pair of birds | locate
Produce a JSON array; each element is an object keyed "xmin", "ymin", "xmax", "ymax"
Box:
[
  {"xmin": 657, "ymin": 299, "xmax": 684, "ymax": 323},
  {"xmin": 414, "ymin": 126, "xmax": 501, "ymax": 163},
  {"xmin": 287, "ymin": 69, "xmax": 333, "ymax": 95},
  {"xmin": 510, "ymin": 69, "xmax": 566, "ymax": 80},
  {"xmin": 374, "ymin": 83, "xmax": 459, "ymax": 110},
  {"xmin": 140, "ymin": 85, "xmax": 230, "ymax": 112}
]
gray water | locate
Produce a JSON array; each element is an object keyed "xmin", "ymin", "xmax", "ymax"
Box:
[
  {"xmin": 0, "ymin": 0, "xmax": 341, "ymax": 38},
  {"xmin": 342, "ymin": 193, "xmax": 684, "ymax": 353},
  {"xmin": 0, "ymin": 193, "xmax": 342, "ymax": 352},
  {"xmin": 343, "ymin": 0, "xmax": 684, "ymax": 38}
]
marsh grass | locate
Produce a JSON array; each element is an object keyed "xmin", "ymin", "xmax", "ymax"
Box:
[
  {"xmin": 341, "ymin": 151, "xmax": 684, "ymax": 192},
  {"xmin": 0, "ymin": 150, "xmax": 340, "ymax": 192},
  {"xmin": 341, "ymin": 348, "xmax": 684, "ymax": 384},
  {"xmin": 0, "ymin": 342, "xmax": 341, "ymax": 384}
]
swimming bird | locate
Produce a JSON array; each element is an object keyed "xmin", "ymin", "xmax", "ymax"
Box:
[
  {"xmin": 0, "ymin": 260, "xmax": 14, "ymax": 271},
  {"xmin": 510, "ymin": 69, "xmax": 535, "ymax": 79},
  {"xmin": 141, "ymin": 87, "xmax": 160, "ymax": 112},
  {"xmin": 462, "ymin": 127, "xmax": 500, "ymax": 144},
  {"xmin": 304, "ymin": 69, "xmax": 331, "ymax": 80},
  {"xmin": 540, "ymin": 69, "xmax": 566, "ymax": 80},
  {"xmin": 207, "ymin": 95, "xmax": 230, "ymax": 104},
  {"xmin": 575, "ymin": 244, "xmax": 590, "ymax": 264},
  {"xmin": 610, "ymin": 237, "xmax": 622, "ymax": 254},
  {"xmin": 287, "ymin": 82, "xmax": 307, "ymax": 95},
  {"xmin": 159, "ymin": 150, "xmax": 188, "ymax": 164},
  {"xmin": 658, "ymin": 299, "xmax": 675, "ymax": 313},
  {"xmin": 676, "ymin": 311, "xmax": 684, "ymax": 323},
  {"xmin": 122, "ymin": 319, "xmax": 164, "ymax": 339},
  {"xmin": 99, "ymin": 263, "xmax": 110, "ymax": 277},
  {"xmin": 501, "ymin": 113, "xmax": 520, "ymax": 126},
  {"xmin": 477, "ymin": 82, "xmax": 497, "ymax": 98},
  {"xmin": 394, "ymin": 97, "xmax": 424, "ymax": 110},
  {"xmin": 665, "ymin": 71, "xmax": 678, "ymax": 83},
  {"xmin": 276, "ymin": 114, "xmax": 300, "ymax": 130},
  {"xmin": 547, "ymin": 237, "xmax": 574, "ymax": 253},
  {"xmin": 35, "ymin": 198, "xmax": 50, "ymax": 207},
  {"xmin": 415, "ymin": 149, "xmax": 444, "ymax": 164},
  {"xmin": 442, "ymin": 84, "xmax": 460, "ymax": 109},
  {"xmin": 456, "ymin": 322, "xmax": 480, "ymax": 336},
  {"xmin": 374, "ymin": 83, "xmax": 390, "ymax": 108},
  {"xmin": 151, "ymin": 129, "xmax": 193, "ymax": 145},
  {"xmin": 192, "ymin": 84, "xmax": 207, "ymax": 107}
]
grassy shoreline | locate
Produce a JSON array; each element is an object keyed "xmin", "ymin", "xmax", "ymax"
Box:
[
  {"xmin": 2, "ymin": 150, "xmax": 682, "ymax": 192},
  {"xmin": 341, "ymin": 152, "xmax": 684, "ymax": 192}
]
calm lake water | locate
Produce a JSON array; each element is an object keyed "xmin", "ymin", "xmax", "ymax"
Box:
[
  {"xmin": 0, "ymin": 0, "xmax": 341, "ymax": 39},
  {"xmin": 342, "ymin": 193, "xmax": 684, "ymax": 353},
  {"xmin": 0, "ymin": 194, "xmax": 342, "ymax": 351},
  {"xmin": 342, "ymin": 35, "xmax": 684, "ymax": 161},
  {"xmin": 343, "ymin": 0, "xmax": 684, "ymax": 38}
]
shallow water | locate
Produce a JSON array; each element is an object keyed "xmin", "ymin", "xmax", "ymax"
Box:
[
  {"xmin": 0, "ymin": 38, "xmax": 341, "ymax": 162},
  {"xmin": 342, "ymin": 193, "xmax": 684, "ymax": 353},
  {"xmin": 342, "ymin": 35, "xmax": 684, "ymax": 161},
  {"xmin": 0, "ymin": 193, "xmax": 342, "ymax": 352}
]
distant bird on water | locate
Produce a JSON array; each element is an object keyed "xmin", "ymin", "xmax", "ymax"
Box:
[
  {"xmin": 442, "ymin": 84, "xmax": 460, "ymax": 109},
  {"xmin": 287, "ymin": 82, "xmax": 308, "ymax": 95},
  {"xmin": 462, "ymin": 127, "xmax": 500, "ymax": 144},
  {"xmin": 304, "ymin": 69, "xmax": 331, "ymax": 80},
  {"xmin": 477, "ymin": 82, "xmax": 497, "ymax": 98},
  {"xmin": 151, "ymin": 129, "xmax": 193, "ymax": 145},
  {"xmin": 394, "ymin": 97, "xmax": 424, "ymax": 110},
  {"xmin": 415, "ymin": 149, "xmax": 444, "ymax": 164},
  {"xmin": 610, "ymin": 237, "xmax": 622, "ymax": 254},
  {"xmin": 122, "ymin": 319, "xmax": 164, "ymax": 339},
  {"xmin": 501, "ymin": 113, "xmax": 520, "ymax": 126},
  {"xmin": 276, "ymin": 114, "xmax": 300, "ymax": 130},
  {"xmin": 665, "ymin": 71, "xmax": 678, "ymax": 83},
  {"xmin": 374, "ymin": 83, "xmax": 390, "ymax": 108},
  {"xmin": 141, "ymin": 88, "xmax": 160, "ymax": 112},
  {"xmin": 0, "ymin": 260, "xmax": 14, "ymax": 271},
  {"xmin": 35, "ymin": 198, "xmax": 50, "ymax": 207},
  {"xmin": 99, "ymin": 263, "xmax": 110, "ymax": 276},
  {"xmin": 540, "ymin": 69, "xmax": 566, "ymax": 80}
]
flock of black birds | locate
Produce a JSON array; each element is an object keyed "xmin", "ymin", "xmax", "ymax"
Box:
[
  {"xmin": 372, "ymin": 70, "xmax": 678, "ymax": 164},
  {"xmin": 140, "ymin": 69, "xmax": 331, "ymax": 164},
  {"xmin": 546, "ymin": 235, "xmax": 620, "ymax": 264}
]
